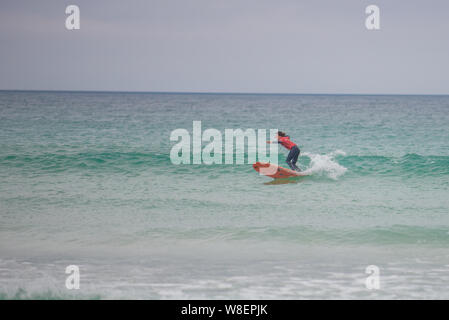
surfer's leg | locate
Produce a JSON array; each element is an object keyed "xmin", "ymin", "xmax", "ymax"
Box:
[
  {"xmin": 286, "ymin": 161, "xmax": 296, "ymax": 170},
  {"xmin": 286, "ymin": 149, "xmax": 295, "ymax": 170},
  {"xmin": 292, "ymin": 147, "xmax": 300, "ymax": 171}
]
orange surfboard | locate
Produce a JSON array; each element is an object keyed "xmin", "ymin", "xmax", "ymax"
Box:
[{"xmin": 253, "ymin": 162, "xmax": 308, "ymax": 179}]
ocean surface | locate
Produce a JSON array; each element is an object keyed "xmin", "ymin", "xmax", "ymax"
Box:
[{"xmin": 0, "ymin": 91, "xmax": 448, "ymax": 299}]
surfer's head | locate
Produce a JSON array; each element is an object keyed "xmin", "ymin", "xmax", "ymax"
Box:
[{"xmin": 278, "ymin": 131, "xmax": 286, "ymax": 137}]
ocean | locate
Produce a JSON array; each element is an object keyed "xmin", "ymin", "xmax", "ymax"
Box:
[{"xmin": 0, "ymin": 91, "xmax": 448, "ymax": 299}]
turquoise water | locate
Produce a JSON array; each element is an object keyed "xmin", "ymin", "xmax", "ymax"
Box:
[{"xmin": 0, "ymin": 91, "xmax": 449, "ymax": 299}]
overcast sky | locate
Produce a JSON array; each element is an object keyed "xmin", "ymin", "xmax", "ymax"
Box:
[{"xmin": 0, "ymin": 0, "xmax": 448, "ymax": 94}]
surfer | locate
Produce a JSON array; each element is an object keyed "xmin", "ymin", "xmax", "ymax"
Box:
[{"xmin": 267, "ymin": 131, "xmax": 301, "ymax": 171}]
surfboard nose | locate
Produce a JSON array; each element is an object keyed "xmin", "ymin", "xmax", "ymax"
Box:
[{"xmin": 253, "ymin": 162, "xmax": 264, "ymax": 170}]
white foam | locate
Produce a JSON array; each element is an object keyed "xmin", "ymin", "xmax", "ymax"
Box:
[{"xmin": 302, "ymin": 150, "xmax": 347, "ymax": 180}]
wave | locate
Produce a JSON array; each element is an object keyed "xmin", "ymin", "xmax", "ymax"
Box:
[
  {"xmin": 0, "ymin": 288, "xmax": 101, "ymax": 300},
  {"xmin": 301, "ymin": 150, "xmax": 347, "ymax": 179},
  {"xmin": 337, "ymin": 153, "xmax": 449, "ymax": 176},
  {"xmin": 159, "ymin": 225, "xmax": 449, "ymax": 246},
  {"xmin": 0, "ymin": 151, "xmax": 171, "ymax": 173},
  {"xmin": 1, "ymin": 149, "xmax": 448, "ymax": 178},
  {"xmin": 298, "ymin": 151, "xmax": 449, "ymax": 178}
]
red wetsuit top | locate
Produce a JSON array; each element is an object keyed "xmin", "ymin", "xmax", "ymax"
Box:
[{"xmin": 277, "ymin": 136, "xmax": 297, "ymax": 150}]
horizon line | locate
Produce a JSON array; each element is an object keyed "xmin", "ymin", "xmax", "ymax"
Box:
[{"xmin": 1, "ymin": 89, "xmax": 449, "ymax": 97}]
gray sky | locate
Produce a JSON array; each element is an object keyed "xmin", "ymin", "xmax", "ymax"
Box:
[{"xmin": 1, "ymin": 0, "xmax": 448, "ymax": 94}]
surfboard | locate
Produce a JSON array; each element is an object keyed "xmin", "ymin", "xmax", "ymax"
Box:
[{"xmin": 253, "ymin": 162, "xmax": 308, "ymax": 179}]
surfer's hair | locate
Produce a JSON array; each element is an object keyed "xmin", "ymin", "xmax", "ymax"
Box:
[{"xmin": 278, "ymin": 131, "xmax": 286, "ymax": 137}]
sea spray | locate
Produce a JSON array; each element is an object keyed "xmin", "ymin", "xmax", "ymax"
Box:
[{"xmin": 302, "ymin": 150, "xmax": 347, "ymax": 179}]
